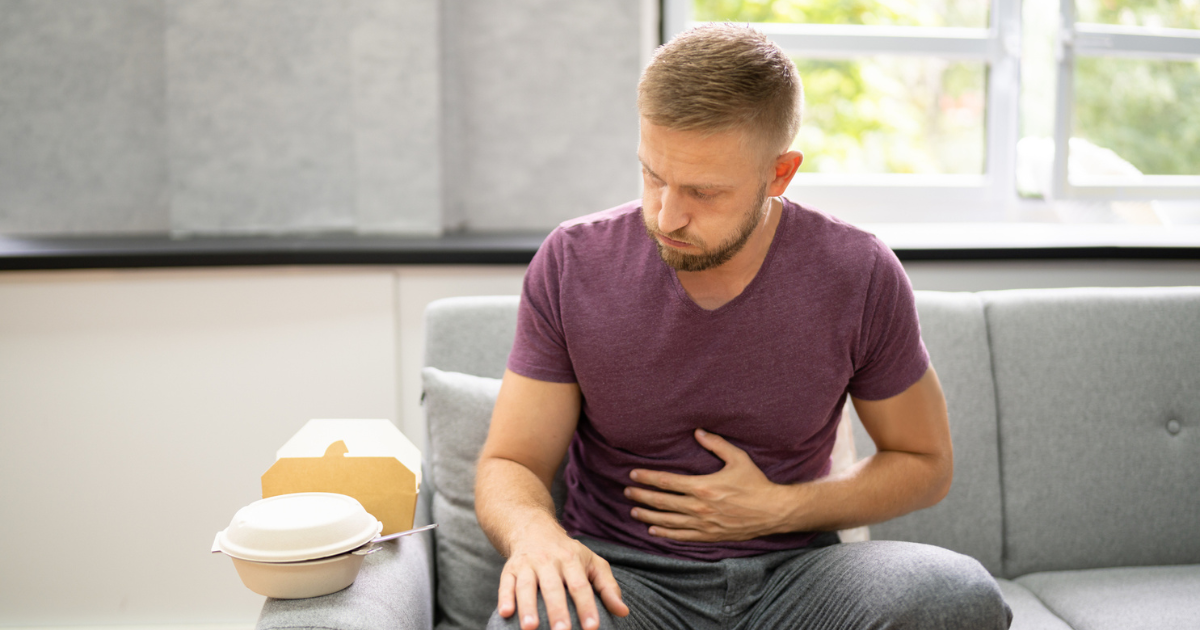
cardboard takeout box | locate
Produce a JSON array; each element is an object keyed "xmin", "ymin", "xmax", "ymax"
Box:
[{"xmin": 261, "ymin": 419, "xmax": 422, "ymax": 535}]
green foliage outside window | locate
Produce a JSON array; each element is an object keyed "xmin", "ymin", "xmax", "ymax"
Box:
[
  {"xmin": 1073, "ymin": 0, "xmax": 1200, "ymax": 175},
  {"xmin": 694, "ymin": 0, "xmax": 1200, "ymax": 177},
  {"xmin": 792, "ymin": 58, "xmax": 984, "ymax": 174},
  {"xmin": 694, "ymin": 0, "xmax": 988, "ymax": 28},
  {"xmin": 1076, "ymin": 0, "xmax": 1200, "ymax": 29},
  {"xmin": 693, "ymin": 0, "xmax": 989, "ymax": 175},
  {"xmin": 1075, "ymin": 58, "xmax": 1200, "ymax": 175}
]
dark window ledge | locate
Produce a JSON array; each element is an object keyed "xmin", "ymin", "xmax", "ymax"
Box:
[
  {"xmin": 0, "ymin": 232, "xmax": 549, "ymax": 271},
  {"xmin": 1, "ymin": 226, "xmax": 1199, "ymax": 272}
]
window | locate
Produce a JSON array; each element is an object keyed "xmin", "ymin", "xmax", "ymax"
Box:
[
  {"xmin": 1041, "ymin": 0, "xmax": 1200, "ymax": 203},
  {"xmin": 664, "ymin": 1, "xmax": 1200, "ymax": 227}
]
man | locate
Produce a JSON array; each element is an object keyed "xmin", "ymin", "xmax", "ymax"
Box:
[{"xmin": 476, "ymin": 24, "xmax": 1012, "ymax": 630}]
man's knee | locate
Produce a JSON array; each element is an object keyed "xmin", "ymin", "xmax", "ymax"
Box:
[
  {"xmin": 485, "ymin": 592, "xmax": 617, "ymax": 630},
  {"xmin": 486, "ymin": 609, "xmax": 520, "ymax": 630},
  {"xmin": 869, "ymin": 542, "xmax": 1012, "ymax": 629}
]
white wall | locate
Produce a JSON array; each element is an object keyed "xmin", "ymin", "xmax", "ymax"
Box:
[
  {"xmin": 1, "ymin": 260, "xmax": 1197, "ymax": 628},
  {"xmin": 0, "ymin": 265, "xmax": 528, "ymax": 629},
  {"xmin": 0, "ymin": 268, "xmax": 400, "ymax": 628}
]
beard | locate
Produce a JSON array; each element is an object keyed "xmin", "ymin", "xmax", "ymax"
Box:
[{"xmin": 644, "ymin": 184, "xmax": 769, "ymax": 272}]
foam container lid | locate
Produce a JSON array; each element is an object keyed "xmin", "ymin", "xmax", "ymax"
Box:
[{"xmin": 216, "ymin": 493, "xmax": 382, "ymax": 563}]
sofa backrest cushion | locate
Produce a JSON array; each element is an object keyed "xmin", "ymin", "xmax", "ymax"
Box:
[
  {"xmin": 983, "ymin": 287, "xmax": 1200, "ymax": 577},
  {"xmin": 422, "ymin": 367, "xmax": 506, "ymax": 630},
  {"xmin": 425, "ymin": 295, "xmax": 520, "ymax": 379},
  {"xmin": 852, "ymin": 291, "xmax": 1004, "ymax": 575},
  {"xmin": 423, "ymin": 297, "xmax": 565, "ymax": 630}
]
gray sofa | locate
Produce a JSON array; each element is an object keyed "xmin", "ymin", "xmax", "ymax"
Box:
[{"xmin": 258, "ymin": 287, "xmax": 1200, "ymax": 630}]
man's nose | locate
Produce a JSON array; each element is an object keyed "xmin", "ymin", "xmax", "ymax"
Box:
[{"xmin": 657, "ymin": 188, "xmax": 689, "ymax": 234}]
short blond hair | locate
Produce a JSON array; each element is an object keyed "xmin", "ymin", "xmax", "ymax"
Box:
[{"xmin": 638, "ymin": 23, "xmax": 803, "ymax": 158}]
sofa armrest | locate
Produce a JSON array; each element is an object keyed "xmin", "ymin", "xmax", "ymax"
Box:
[{"xmin": 256, "ymin": 533, "xmax": 433, "ymax": 630}]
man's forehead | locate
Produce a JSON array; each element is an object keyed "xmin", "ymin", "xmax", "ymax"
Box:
[
  {"xmin": 637, "ymin": 156, "xmax": 737, "ymax": 191},
  {"xmin": 637, "ymin": 128, "xmax": 755, "ymax": 188}
]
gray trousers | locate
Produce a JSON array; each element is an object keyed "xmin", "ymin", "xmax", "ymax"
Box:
[{"xmin": 488, "ymin": 534, "xmax": 1012, "ymax": 630}]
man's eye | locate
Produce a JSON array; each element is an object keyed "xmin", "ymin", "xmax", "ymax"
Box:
[{"xmin": 692, "ymin": 190, "xmax": 714, "ymax": 200}]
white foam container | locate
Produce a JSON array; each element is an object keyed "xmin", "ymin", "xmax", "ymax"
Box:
[
  {"xmin": 214, "ymin": 493, "xmax": 383, "ymax": 599},
  {"xmin": 229, "ymin": 552, "xmax": 368, "ymax": 599}
]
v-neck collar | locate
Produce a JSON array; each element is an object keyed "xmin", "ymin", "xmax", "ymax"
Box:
[{"xmin": 661, "ymin": 198, "xmax": 791, "ymax": 316}]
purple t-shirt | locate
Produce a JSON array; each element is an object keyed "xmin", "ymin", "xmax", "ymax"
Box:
[{"xmin": 507, "ymin": 198, "xmax": 929, "ymax": 561}]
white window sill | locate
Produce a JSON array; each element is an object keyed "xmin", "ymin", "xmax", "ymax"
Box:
[{"xmin": 862, "ymin": 222, "xmax": 1200, "ymax": 254}]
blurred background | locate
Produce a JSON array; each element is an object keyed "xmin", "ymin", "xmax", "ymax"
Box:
[{"xmin": 2, "ymin": 0, "xmax": 1198, "ymax": 238}]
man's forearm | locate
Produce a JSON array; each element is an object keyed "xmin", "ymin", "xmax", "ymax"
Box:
[
  {"xmin": 475, "ymin": 456, "xmax": 568, "ymax": 556},
  {"xmin": 780, "ymin": 449, "xmax": 952, "ymax": 533}
]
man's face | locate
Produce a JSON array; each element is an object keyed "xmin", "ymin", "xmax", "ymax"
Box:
[{"xmin": 638, "ymin": 119, "xmax": 772, "ymax": 272}]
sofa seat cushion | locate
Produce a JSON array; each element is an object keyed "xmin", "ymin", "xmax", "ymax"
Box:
[
  {"xmin": 1015, "ymin": 564, "xmax": 1200, "ymax": 630},
  {"xmin": 995, "ymin": 579, "xmax": 1072, "ymax": 630}
]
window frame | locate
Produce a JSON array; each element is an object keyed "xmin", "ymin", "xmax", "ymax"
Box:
[
  {"xmin": 663, "ymin": 0, "xmax": 1022, "ymax": 223},
  {"xmin": 662, "ymin": 0, "xmax": 1200, "ymax": 223},
  {"xmin": 1052, "ymin": 2, "xmax": 1200, "ymax": 201}
]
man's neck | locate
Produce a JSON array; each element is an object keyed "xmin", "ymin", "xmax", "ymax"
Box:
[{"xmin": 676, "ymin": 197, "xmax": 783, "ymax": 311}]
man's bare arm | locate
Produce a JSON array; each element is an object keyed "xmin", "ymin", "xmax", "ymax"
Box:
[
  {"xmin": 791, "ymin": 364, "xmax": 953, "ymax": 530},
  {"xmin": 476, "ymin": 369, "xmax": 629, "ymax": 630},
  {"xmin": 624, "ymin": 365, "xmax": 952, "ymax": 538}
]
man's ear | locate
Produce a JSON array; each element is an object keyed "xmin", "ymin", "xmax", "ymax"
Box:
[{"xmin": 768, "ymin": 151, "xmax": 803, "ymax": 196}]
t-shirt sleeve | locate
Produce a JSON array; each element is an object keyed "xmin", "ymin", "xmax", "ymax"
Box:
[
  {"xmin": 507, "ymin": 229, "xmax": 578, "ymax": 383},
  {"xmin": 846, "ymin": 237, "xmax": 930, "ymax": 400}
]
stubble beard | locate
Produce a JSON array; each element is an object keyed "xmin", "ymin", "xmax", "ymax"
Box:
[{"xmin": 644, "ymin": 184, "xmax": 769, "ymax": 272}]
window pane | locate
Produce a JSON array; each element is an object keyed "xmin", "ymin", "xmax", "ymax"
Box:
[
  {"xmin": 793, "ymin": 57, "xmax": 986, "ymax": 174},
  {"xmin": 1075, "ymin": 0, "xmax": 1200, "ymax": 30},
  {"xmin": 1074, "ymin": 57, "xmax": 1200, "ymax": 176},
  {"xmin": 694, "ymin": 0, "xmax": 990, "ymax": 28}
]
